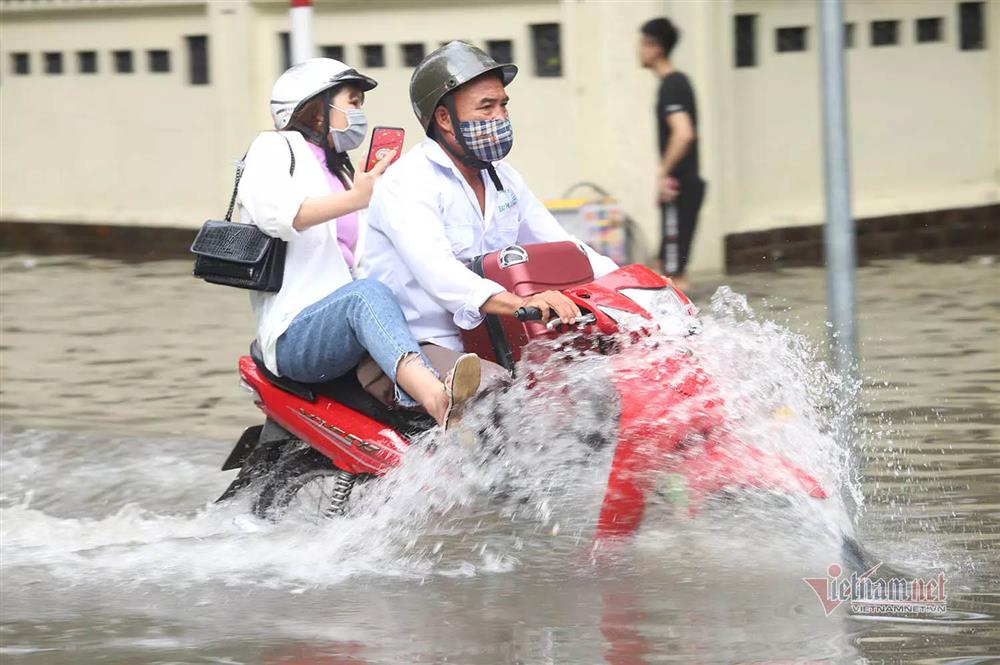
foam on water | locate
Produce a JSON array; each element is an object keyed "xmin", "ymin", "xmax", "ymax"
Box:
[{"xmin": 0, "ymin": 286, "xmax": 865, "ymax": 590}]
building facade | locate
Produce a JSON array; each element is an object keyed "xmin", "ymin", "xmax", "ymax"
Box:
[{"xmin": 1, "ymin": 0, "xmax": 998, "ymax": 272}]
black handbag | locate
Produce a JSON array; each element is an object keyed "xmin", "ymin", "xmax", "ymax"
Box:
[{"xmin": 191, "ymin": 134, "xmax": 296, "ymax": 292}]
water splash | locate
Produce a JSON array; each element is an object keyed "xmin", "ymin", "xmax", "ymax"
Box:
[{"xmin": 1, "ymin": 286, "xmax": 867, "ymax": 589}]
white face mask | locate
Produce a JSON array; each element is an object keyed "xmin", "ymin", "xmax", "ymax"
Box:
[{"xmin": 328, "ymin": 105, "xmax": 368, "ymax": 152}]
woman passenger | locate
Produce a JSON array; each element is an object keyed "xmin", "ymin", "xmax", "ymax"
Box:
[{"xmin": 237, "ymin": 58, "xmax": 479, "ymax": 428}]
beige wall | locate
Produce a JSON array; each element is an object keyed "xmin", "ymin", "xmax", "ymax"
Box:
[
  {"xmin": 730, "ymin": 0, "xmax": 1000, "ymax": 232},
  {"xmin": 0, "ymin": 3, "xmax": 221, "ymax": 226},
  {"xmin": 1, "ymin": 0, "xmax": 997, "ymax": 274}
]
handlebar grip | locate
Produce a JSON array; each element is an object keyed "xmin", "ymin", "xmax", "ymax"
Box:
[{"xmin": 515, "ymin": 306, "xmax": 544, "ymax": 321}]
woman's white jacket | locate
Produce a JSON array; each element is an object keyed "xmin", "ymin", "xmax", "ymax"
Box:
[{"xmin": 236, "ymin": 130, "xmax": 365, "ymax": 375}]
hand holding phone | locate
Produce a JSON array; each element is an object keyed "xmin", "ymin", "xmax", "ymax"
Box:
[{"xmin": 365, "ymin": 126, "xmax": 405, "ymax": 172}]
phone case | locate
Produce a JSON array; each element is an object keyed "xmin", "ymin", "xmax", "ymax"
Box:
[{"xmin": 365, "ymin": 127, "xmax": 405, "ymax": 172}]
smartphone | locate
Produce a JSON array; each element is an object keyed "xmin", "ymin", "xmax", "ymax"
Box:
[{"xmin": 365, "ymin": 126, "xmax": 405, "ymax": 172}]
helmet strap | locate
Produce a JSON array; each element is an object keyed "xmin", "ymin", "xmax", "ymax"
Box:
[
  {"xmin": 289, "ymin": 91, "xmax": 327, "ymax": 146},
  {"xmin": 290, "ymin": 118, "xmax": 324, "ymax": 146},
  {"xmin": 321, "ymin": 89, "xmax": 331, "ymax": 146},
  {"xmin": 484, "ymin": 164, "xmax": 504, "ymax": 192},
  {"xmin": 439, "ymin": 96, "xmax": 504, "ymax": 191}
]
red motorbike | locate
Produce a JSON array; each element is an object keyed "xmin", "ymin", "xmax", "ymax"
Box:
[{"xmin": 217, "ymin": 241, "xmax": 829, "ymax": 541}]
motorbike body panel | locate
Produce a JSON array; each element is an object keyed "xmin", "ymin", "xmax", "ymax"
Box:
[
  {"xmin": 595, "ymin": 345, "xmax": 827, "ymax": 539},
  {"xmin": 461, "ymin": 241, "xmax": 596, "ymax": 368},
  {"xmin": 239, "ymin": 356, "xmax": 409, "ymax": 475}
]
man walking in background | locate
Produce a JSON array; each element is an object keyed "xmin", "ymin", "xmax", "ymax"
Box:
[{"xmin": 639, "ymin": 17, "xmax": 706, "ymax": 291}]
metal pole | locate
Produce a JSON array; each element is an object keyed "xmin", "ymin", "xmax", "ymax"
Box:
[
  {"xmin": 289, "ymin": 0, "xmax": 314, "ymax": 65},
  {"xmin": 819, "ymin": 0, "xmax": 863, "ymax": 533},
  {"xmin": 818, "ymin": 0, "xmax": 859, "ymax": 392}
]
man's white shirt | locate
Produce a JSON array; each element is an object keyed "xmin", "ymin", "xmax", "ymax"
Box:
[{"xmin": 365, "ymin": 138, "xmax": 618, "ymax": 351}]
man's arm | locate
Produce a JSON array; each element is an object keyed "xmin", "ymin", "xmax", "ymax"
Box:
[
  {"xmin": 481, "ymin": 289, "xmax": 580, "ymax": 325},
  {"xmin": 659, "ymin": 111, "xmax": 696, "ymax": 179},
  {"xmin": 657, "ymin": 75, "xmax": 697, "ymax": 204}
]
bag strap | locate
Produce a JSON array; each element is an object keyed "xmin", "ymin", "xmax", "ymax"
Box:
[{"xmin": 224, "ymin": 133, "xmax": 297, "ymax": 222}]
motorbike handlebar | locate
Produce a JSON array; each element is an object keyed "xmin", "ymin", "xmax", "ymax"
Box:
[
  {"xmin": 514, "ymin": 306, "xmax": 545, "ymax": 321},
  {"xmin": 514, "ymin": 307, "xmax": 597, "ymax": 332}
]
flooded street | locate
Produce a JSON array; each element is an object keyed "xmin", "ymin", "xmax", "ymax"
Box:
[{"xmin": 1, "ymin": 253, "xmax": 998, "ymax": 663}]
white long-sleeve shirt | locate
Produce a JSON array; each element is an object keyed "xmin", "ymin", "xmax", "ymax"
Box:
[
  {"xmin": 237, "ymin": 130, "xmax": 365, "ymax": 375},
  {"xmin": 365, "ymin": 138, "xmax": 618, "ymax": 350}
]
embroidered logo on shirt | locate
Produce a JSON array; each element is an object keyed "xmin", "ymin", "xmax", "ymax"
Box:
[{"xmin": 497, "ymin": 191, "xmax": 519, "ymax": 215}]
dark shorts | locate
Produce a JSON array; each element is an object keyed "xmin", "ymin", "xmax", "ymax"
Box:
[{"xmin": 660, "ymin": 178, "xmax": 707, "ymax": 275}]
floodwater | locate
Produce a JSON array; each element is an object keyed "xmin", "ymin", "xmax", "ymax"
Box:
[{"xmin": 1, "ymin": 252, "xmax": 998, "ymax": 663}]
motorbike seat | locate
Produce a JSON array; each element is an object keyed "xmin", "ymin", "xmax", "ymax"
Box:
[
  {"xmin": 249, "ymin": 340, "xmax": 316, "ymax": 402},
  {"xmin": 248, "ymin": 341, "xmax": 435, "ymax": 436}
]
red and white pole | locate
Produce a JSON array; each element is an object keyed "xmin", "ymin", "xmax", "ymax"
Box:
[{"xmin": 289, "ymin": 0, "xmax": 314, "ymax": 65}]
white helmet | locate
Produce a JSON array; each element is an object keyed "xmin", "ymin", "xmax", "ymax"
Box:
[{"xmin": 269, "ymin": 58, "xmax": 377, "ymax": 130}]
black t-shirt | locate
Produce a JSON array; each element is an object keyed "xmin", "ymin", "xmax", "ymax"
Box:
[{"xmin": 656, "ymin": 71, "xmax": 700, "ymax": 183}]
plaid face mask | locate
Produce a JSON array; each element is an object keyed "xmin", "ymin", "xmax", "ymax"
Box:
[{"xmin": 459, "ymin": 117, "xmax": 514, "ymax": 163}]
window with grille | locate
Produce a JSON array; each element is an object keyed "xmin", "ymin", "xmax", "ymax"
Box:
[
  {"xmin": 844, "ymin": 23, "xmax": 856, "ymax": 48},
  {"xmin": 487, "ymin": 39, "xmax": 513, "ymax": 64},
  {"xmin": 776, "ymin": 26, "xmax": 808, "ymax": 52},
  {"xmin": 78, "ymin": 51, "xmax": 97, "ymax": 74},
  {"xmin": 148, "ymin": 49, "xmax": 170, "ymax": 73},
  {"xmin": 279, "ymin": 32, "xmax": 291, "ymax": 72},
  {"xmin": 916, "ymin": 17, "xmax": 943, "ymax": 43},
  {"xmin": 186, "ymin": 35, "xmax": 209, "ymax": 84},
  {"xmin": 871, "ymin": 20, "xmax": 900, "ymax": 46},
  {"xmin": 113, "ymin": 50, "xmax": 134, "ymax": 73},
  {"xmin": 530, "ymin": 23, "xmax": 562, "ymax": 77},
  {"xmin": 321, "ymin": 45, "xmax": 344, "ymax": 61},
  {"xmin": 844, "ymin": 23, "xmax": 855, "ymax": 48},
  {"xmin": 401, "ymin": 43, "xmax": 425, "ymax": 67},
  {"xmin": 12, "ymin": 52, "xmax": 30, "ymax": 75},
  {"xmin": 734, "ymin": 14, "xmax": 757, "ymax": 67},
  {"xmin": 959, "ymin": 2, "xmax": 985, "ymax": 50},
  {"xmin": 44, "ymin": 51, "xmax": 63, "ymax": 74},
  {"xmin": 362, "ymin": 44, "xmax": 385, "ymax": 68}
]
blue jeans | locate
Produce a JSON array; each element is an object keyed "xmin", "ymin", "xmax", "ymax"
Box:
[{"xmin": 275, "ymin": 279, "xmax": 435, "ymax": 407}]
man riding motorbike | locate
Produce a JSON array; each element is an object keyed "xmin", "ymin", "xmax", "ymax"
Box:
[{"xmin": 361, "ymin": 41, "xmax": 619, "ymax": 402}]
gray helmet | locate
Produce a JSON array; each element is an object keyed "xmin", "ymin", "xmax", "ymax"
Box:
[{"xmin": 409, "ymin": 40, "xmax": 517, "ymax": 135}]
